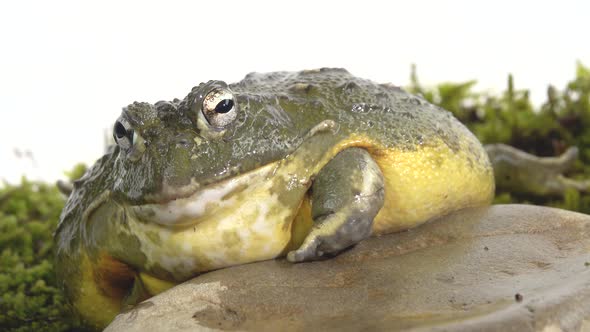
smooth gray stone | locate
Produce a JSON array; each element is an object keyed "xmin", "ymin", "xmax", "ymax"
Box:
[{"xmin": 106, "ymin": 205, "xmax": 590, "ymax": 332}]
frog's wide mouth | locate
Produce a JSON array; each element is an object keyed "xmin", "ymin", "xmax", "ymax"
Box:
[
  {"xmin": 131, "ymin": 120, "xmax": 340, "ymax": 226},
  {"xmin": 131, "ymin": 162, "xmax": 278, "ymax": 226}
]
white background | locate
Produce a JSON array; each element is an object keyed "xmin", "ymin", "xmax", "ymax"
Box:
[{"xmin": 1, "ymin": 0, "xmax": 588, "ymax": 183}]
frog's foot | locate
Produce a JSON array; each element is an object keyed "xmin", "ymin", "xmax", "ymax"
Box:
[
  {"xmin": 287, "ymin": 148, "xmax": 384, "ymax": 263},
  {"xmin": 121, "ymin": 274, "xmax": 151, "ymax": 312},
  {"xmin": 485, "ymin": 143, "xmax": 588, "ymax": 195},
  {"xmin": 286, "ymin": 207, "xmax": 379, "ymax": 262}
]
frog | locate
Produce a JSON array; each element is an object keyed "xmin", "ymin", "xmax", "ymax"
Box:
[{"xmin": 54, "ymin": 68, "xmax": 498, "ymax": 330}]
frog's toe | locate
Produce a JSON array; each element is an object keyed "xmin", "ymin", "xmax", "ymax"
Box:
[
  {"xmin": 287, "ymin": 212, "xmax": 374, "ymax": 263},
  {"xmin": 287, "ymin": 237, "xmax": 320, "ymax": 263},
  {"xmin": 287, "ymin": 234, "xmax": 334, "ymax": 263}
]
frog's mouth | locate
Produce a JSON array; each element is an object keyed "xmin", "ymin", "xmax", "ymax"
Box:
[
  {"xmin": 131, "ymin": 120, "xmax": 341, "ymax": 227},
  {"xmin": 132, "ymin": 162, "xmax": 278, "ymax": 226}
]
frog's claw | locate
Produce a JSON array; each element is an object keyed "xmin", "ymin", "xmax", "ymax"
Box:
[
  {"xmin": 485, "ymin": 144, "xmax": 588, "ymax": 195},
  {"xmin": 287, "ymin": 148, "xmax": 384, "ymax": 263}
]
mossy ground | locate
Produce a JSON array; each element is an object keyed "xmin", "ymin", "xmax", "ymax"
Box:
[
  {"xmin": 0, "ymin": 165, "xmax": 86, "ymax": 331},
  {"xmin": 1, "ymin": 64, "xmax": 589, "ymax": 331}
]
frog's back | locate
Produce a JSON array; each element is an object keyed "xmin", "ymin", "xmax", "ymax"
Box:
[{"xmin": 236, "ymin": 68, "xmax": 494, "ymax": 234}]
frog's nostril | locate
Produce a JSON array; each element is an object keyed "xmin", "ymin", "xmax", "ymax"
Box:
[{"xmin": 176, "ymin": 137, "xmax": 192, "ymax": 148}]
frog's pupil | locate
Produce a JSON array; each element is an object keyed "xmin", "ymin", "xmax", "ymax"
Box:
[
  {"xmin": 114, "ymin": 121, "xmax": 127, "ymax": 139},
  {"xmin": 214, "ymin": 99, "xmax": 234, "ymax": 114}
]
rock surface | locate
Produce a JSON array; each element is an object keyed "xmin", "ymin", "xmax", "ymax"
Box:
[{"xmin": 106, "ymin": 205, "xmax": 590, "ymax": 332}]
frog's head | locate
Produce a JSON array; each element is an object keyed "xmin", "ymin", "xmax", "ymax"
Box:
[{"xmin": 109, "ymin": 79, "xmax": 305, "ymax": 207}]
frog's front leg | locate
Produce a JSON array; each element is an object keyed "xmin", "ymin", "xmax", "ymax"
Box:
[{"xmin": 287, "ymin": 147, "xmax": 384, "ymax": 262}]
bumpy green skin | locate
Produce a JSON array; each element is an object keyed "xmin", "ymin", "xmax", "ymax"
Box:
[
  {"xmin": 55, "ymin": 68, "xmax": 483, "ymax": 249},
  {"xmin": 54, "ymin": 68, "xmax": 493, "ymax": 329}
]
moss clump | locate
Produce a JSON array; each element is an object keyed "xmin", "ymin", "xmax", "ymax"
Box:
[
  {"xmin": 409, "ymin": 62, "xmax": 590, "ymax": 213},
  {"xmin": 0, "ymin": 177, "xmax": 82, "ymax": 331}
]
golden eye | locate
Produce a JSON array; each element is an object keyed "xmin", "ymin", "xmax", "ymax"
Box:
[{"xmin": 202, "ymin": 88, "xmax": 237, "ymax": 128}]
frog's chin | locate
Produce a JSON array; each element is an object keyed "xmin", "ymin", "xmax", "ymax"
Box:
[{"xmin": 131, "ymin": 162, "xmax": 277, "ymax": 226}]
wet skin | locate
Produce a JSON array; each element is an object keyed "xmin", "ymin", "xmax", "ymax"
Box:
[{"xmin": 54, "ymin": 68, "xmax": 495, "ymax": 329}]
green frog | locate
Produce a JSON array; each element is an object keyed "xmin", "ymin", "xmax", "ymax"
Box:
[{"xmin": 54, "ymin": 68, "xmax": 510, "ymax": 329}]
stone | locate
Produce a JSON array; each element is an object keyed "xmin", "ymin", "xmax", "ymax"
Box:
[{"xmin": 105, "ymin": 205, "xmax": 590, "ymax": 332}]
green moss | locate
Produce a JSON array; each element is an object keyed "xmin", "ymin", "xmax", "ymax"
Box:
[
  {"xmin": 0, "ymin": 178, "xmax": 81, "ymax": 331},
  {"xmin": 64, "ymin": 164, "xmax": 87, "ymax": 183}
]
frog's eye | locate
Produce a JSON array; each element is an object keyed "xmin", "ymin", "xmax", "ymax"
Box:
[
  {"xmin": 202, "ymin": 88, "xmax": 237, "ymax": 128},
  {"xmin": 113, "ymin": 118, "xmax": 135, "ymax": 149}
]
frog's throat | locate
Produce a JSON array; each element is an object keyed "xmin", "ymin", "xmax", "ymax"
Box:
[{"xmin": 132, "ymin": 120, "xmax": 340, "ymax": 226}]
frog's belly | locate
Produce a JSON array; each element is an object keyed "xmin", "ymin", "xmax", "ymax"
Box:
[{"xmin": 371, "ymin": 141, "xmax": 495, "ymax": 234}]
